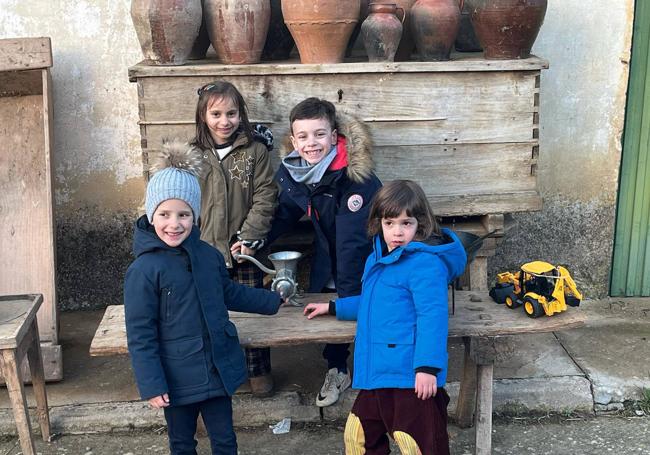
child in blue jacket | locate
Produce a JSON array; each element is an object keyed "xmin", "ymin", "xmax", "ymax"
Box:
[
  {"xmin": 124, "ymin": 143, "xmax": 282, "ymax": 455},
  {"xmin": 304, "ymin": 180, "xmax": 467, "ymax": 455}
]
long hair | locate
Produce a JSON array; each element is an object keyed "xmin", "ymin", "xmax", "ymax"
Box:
[
  {"xmin": 191, "ymin": 81, "xmax": 254, "ymax": 149},
  {"xmin": 367, "ymin": 180, "xmax": 441, "ymax": 241}
]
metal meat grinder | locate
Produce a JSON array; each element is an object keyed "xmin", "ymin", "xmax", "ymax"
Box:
[{"xmin": 233, "ymin": 251, "xmax": 303, "ymax": 306}]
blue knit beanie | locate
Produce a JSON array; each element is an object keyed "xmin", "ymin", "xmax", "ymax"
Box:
[{"xmin": 145, "ymin": 140, "xmax": 204, "ymax": 224}]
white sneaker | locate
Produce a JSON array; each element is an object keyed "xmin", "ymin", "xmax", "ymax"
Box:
[{"xmin": 316, "ymin": 368, "xmax": 351, "ymax": 407}]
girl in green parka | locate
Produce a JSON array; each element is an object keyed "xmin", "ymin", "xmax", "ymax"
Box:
[{"xmin": 191, "ymin": 81, "xmax": 278, "ymax": 397}]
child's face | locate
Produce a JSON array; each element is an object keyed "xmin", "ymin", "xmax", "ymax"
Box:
[
  {"xmin": 152, "ymin": 199, "xmax": 194, "ymax": 247},
  {"xmin": 205, "ymin": 96, "xmax": 241, "ymax": 145},
  {"xmin": 290, "ymin": 117, "xmax": 337, "ymax": 165},
  {"xmin": 382, "ymin": 210, "xmax": 418, "ymax": 252}
]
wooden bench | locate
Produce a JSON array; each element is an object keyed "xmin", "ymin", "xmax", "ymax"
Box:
[{"xmin": 90, "ymin": 291, "xmax": 584, "ymax": 455}]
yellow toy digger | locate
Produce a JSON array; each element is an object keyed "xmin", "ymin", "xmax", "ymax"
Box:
[{"xmin": 489, "ymin": 261, "xmax": 583, "ymax": 318}]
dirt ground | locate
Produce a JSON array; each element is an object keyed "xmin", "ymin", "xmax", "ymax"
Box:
[{"xmin": 1, "ymin": 415, "xmax": 649, "ymax": 455}]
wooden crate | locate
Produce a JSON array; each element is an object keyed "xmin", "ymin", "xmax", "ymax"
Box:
[
  {"xmin": 0, "ymin": 38, "xmax": 61, "ymax": 381},
  {"xmin": 128, "ymin": 56, "xmax": 546, "ymax": 218}
]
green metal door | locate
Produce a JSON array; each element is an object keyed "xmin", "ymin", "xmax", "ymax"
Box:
[{"xmin": 611, "ymin": 0, "xmax": 650, "ymax": 296}]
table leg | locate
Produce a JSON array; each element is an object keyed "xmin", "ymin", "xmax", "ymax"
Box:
[
  {"xmin": 0, "ymin": 349, "xmax": 36, "ymax": 455},
  {"xmin": 455, "ymin": 337, "xmax": 477, "ymax": 428},
  {"xmin": 26, "ymin": 320, "xmax": 51, "ymax": 442},
  {"xmin": 475, "ymin": 363, "xmax": 494, "ymax": 455}
]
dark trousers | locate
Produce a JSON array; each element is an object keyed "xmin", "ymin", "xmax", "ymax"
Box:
[
  {"xmin": 344, "ymin": 388, "xmax": 450, "ymax": 455},
  {"xmin": 323, "ymin": 342, "xmax": 350, "ymax": 372},
  {"xmin": 230, "ymin": 261, "xmax": 271, "ymax": 377},
  {"xmin": 164, "ymin": 396, "xmax": 236, "ymax": 455}
]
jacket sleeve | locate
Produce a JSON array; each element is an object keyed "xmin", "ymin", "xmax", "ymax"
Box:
[
  {"xmin": 409, "ymin": 257, "xmax": 449, "ymax": 372},
  {"xmin": 238, "ymin": 145, "xmax": 278, "ymax": 241},
  {"xmin": 265, "ymin": 186, "xmax": 305, "ymax": 247},
  {"xmin": 335, "ymin": 295, "xmax": 361, "ymax": 321},
  {"xmin": 219, "ymin": 260, "xmax": 282, "ymax": 315},
  {"xmin": 124, "ymin": 267, "xmax": 168, "ymax": 400},
  {"xmin": 334, "ymin": 175, "xmax": 382, "ymax": 297}
]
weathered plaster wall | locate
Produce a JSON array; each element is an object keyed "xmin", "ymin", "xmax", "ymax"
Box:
[
  {"xmin": 489, "ymin": 0, "xmax": 634, "ymax": 298},
  {"xmin": 1, "ymin": 0, "xmax": 144, "ymax": 309},
  {"xmin": 0, "ymin": 0, "xmax": 634, "ymax": 309}
]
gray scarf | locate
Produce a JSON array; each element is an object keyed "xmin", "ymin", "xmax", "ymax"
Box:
[{"xmin": 282, "ymin": 146, "xmax": 337, "ymax": 184}]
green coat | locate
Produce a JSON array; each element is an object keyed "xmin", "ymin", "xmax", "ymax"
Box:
[{"xmin": 196, "ymin": 132, "xmax": 277, "ymax": 267}]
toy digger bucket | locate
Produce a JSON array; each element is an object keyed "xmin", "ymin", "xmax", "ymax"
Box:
[{"xmin": 454, "ymin": 229, "xmax": 499, "ymax": 263}]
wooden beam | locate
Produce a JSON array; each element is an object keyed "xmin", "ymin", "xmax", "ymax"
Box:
[{"xmin": 0, "ymin": 38, "xmax": 52, "ymax": 72}]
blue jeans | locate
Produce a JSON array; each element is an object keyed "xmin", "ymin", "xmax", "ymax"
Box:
[{"xmin": 163, "ymin": 396, "xmax": 236, "ymax": 455}]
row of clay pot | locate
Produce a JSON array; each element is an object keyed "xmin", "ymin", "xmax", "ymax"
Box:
[
  {"xmin": 130, "ymin": 0, "xmax": 547, "ymax": 66},
  {"xmin": 359, "ymin": 0, "xmax": 548, "ymax": 62}
]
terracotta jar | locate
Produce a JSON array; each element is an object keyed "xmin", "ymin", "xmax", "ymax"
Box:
[
  {"xmin": 346, "ymin": 0, "xmax": 371, "ymax": 57},
  {"xmin": 411, "ymin": 0, "xmax": 463, "ymax": 61},
  {"xmin": 131, "ymin": 0, "xmax": 202, "ymax": 65},
  {"xmin": 281, "ymin": 0, "xmax": 360, "ymax": 64},
  {"xmin": 466, "ymin": 0, "xmax": 547, "ymax": 59},
  {"xmin": 262, "ymin": 0, "xmax": 295, "ymax": 60},
  {"xmin": 204, "ymin": 0, "xmax": 271, "ymax": 64},
  {"xmin": 385, "ymin": 0, "xmax": 417, "ymax": 61},
  {"xmin": 455, "ymin": 0, "xmax": 481, "ymax": 52},
  {"xmin": 361, "ymin": 3, "xmax": 404, "ymax": 62},
  {"xmin": 189, "ymin": 1, "xmax": 211, "ymax": 60}
]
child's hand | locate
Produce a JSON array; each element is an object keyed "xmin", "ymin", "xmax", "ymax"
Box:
[
  {"xmin": 303, "ymin": 303, "xmax": 329, "ymax": 319},
  {"xmin": 230, "ymin": 241, "xmax": 255, "ymax": 263},
  {"xmin": 414, "ymin": 372, "xmax": 437, "ymax": 400},
  {"xmin": 148, "ymin": 393, "xmax": 170, "ymax": 409}
]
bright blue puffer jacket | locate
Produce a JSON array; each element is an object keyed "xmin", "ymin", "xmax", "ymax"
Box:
[{"xmin": 336, "ymin": 228, "xmax": 467, "ymax": 390}]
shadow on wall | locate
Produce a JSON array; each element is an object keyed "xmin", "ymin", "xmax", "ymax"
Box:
[
  {"xmin": 56, "ymin": 208, "xmax": 137, "ymax": 311},
  {"xmin": 488, "ymin": 197, "xmax": 616, "ymax": 299}
]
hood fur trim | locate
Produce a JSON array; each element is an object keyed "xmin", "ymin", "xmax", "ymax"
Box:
[
  {"xmin": 280, "ymin": 112, "xmax": 374, "ymax": 183},
  {"xmin": 149, "ymin": 139, "xmax": 204, "ymax": 177}
]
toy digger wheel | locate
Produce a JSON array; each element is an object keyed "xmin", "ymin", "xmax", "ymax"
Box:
[
  {"xmin": 505, "ymin": 293, "xmax": 521, "ymax": 309},
  {"xmin": 523, "ymin": 296, "xmax": 545, "ymax": 318}
]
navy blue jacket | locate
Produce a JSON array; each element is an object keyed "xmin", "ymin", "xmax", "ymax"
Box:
[
  {"xmin": 267, "ymin": 128, "xmax": 382, "ymax": 297},
  {"xmin": 124, "ymin": 215, "xmax": 281, "ymax": 406}
]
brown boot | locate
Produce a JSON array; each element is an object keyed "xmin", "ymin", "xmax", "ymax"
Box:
[{"xmin": 249, "ymin": 374, "xmax": 274, "ymax": 398}]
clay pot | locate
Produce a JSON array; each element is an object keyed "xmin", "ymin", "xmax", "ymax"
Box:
[
  {"xmin": 346, "ymin": 0, "xmax": 371, "ymax": 57},
  {"xmin": 204, "ymin": 0, "xmax": 271, "ymax": 64},
  {"xmin": 262, "ymin": 0, "xmax": 295, "ymax": 60},
  {"xmin": 455, "ymin": 0, "xmax": 481, "ymax": 52},
  {"xmin": 361, "ymin": 3, "xmax": 404, "ymax": 62},
  {"xmin": 281, "ymin": 0, "xmax": 361, "ymax": 64},
  {"xmin": 411, "ymin": 0, "xmax": 462, "ymax": 61},
  {"xmin": 189, "ymin": 2, "xmax": 211, "ymax": 60},
  {"xmin": 466, "ymin": 0, "xmax": 547, "ymax": 59},
  {"xmin": 391, "ymin": 0, "xmax": 416, "ymax": 61},
  {"xmin": 131, "ymin": 0, "xmax": 203, "ymax": 65}
]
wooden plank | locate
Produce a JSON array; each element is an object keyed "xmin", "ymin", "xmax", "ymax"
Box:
[
  {"xmin": 25, "ymin": 320, "xmax": 51, "ymax": 442},
  {"xmin": 128, "ymin": 55, "xmax": 549, "ymax": 80},
  {"xmin": 0, "ymin": 295, "xmax": 43, "ymax": 349},
  {"xmin": 0, "ymin": 350, "xmax": 36, "ymax": 455},
  {"xmin": 0, "ymin": 70, "xmax": 43, "ymax": 97},
  {"xmin": 90, "ymin": 291, "xmax": 586, "ymax": 356},
  {"xmin": 136, "ymin": 72, "xmax": 538, "ymax": 127},
  {"xmin": 0, "ymin": 91, "xmax": 57, "ymax": 345},
  {"xmin": 475, "ymin": 364, "xmax": 494, "ymax": 455},
  {"xmin": 0, "ymin": 38, "xmax": 52, "ymax": 72},
  {"xmin": 429, "ymin": 191, "xmax": 542, "ymax": 216},
  {"xmin": 455, "ymin": 337, "xmax": 477, "ymax": 428}
]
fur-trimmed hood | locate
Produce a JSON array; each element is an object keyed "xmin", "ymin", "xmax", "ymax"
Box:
[{"xmin": 280, "ymin": 112, "xmax": 374, "ymax": 183}]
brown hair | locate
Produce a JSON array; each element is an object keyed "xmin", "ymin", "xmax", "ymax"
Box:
[
  {"xmin": 191, "ymin": 81, "xmax": 254, "ymax": 149},
  {"xmin": 367, "ymin": 180, "xmax": 441, "ymax": 241},
  {"xmin": 289, "ymin": 97, "xmax": 338, "ymax": 133}
]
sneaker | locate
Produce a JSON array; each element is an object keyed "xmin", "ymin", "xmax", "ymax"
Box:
[{"xmin": 316, "ymin": 368, "xmax": 351, "ymax": 407}]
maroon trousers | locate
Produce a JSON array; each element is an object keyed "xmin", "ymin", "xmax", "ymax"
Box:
[{"xmin": 344, "ymin": 388, "xmax": 450, "ymax": 455}]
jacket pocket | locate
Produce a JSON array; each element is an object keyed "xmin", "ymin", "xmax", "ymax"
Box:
[
  {"xmin": 371, "ymin": 330, "xmax": 415, "ymax": 377},
  {"xmin": 159, "ymin": 288, "xmax": 171, "ymax": 321},
  {"xmin": 223, "ymin": 321, "xmax": 246, "ymax": 373},
  {"xmin": 160, "ymin": 336, "xmax": 209, "ymax": 390}
]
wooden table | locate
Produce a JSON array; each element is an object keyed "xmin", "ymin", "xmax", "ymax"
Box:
[
  {"xmin": 90, "ymin": 291, "xmax": 584, "ymax": 455},
  {"xmin": 0, "ymin": 294, "xmax": 51, "ymax": 455}
]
